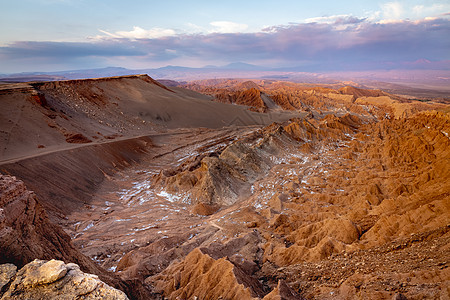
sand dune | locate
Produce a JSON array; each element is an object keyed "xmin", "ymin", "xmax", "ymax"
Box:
[{"xmin": 0, "ymin": 75, "xmax": 304, "ymax": 162}]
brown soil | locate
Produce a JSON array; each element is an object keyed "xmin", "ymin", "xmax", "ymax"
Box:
[
  {"xmin": 0, "ymin": 75, "xmax": 304, "ymax": 162},
  {"xmin": 184, "ymin": 79, "xmax": 447, "ymax": 120},
  {"xmin": 65, "ymin": 132, "xmax": 92, "ymax": 143},
  {"xmin": 0, "ymin": 76, "xmax": 449, "ymax": 299},
  {"xmin": 0, "ymin": 174, "xmax": 152, "ymax": 299}
]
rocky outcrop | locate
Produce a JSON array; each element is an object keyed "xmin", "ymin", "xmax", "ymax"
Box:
[
  {"xmin": 0, "ymin": 174, "xmax": 85, "ymax": 267},
  {"xmin": 146, "ymin": 110, "xmax": 448, "ymax": 298},
  {"xmin": 185, "ymin": 79, "xmax": 447, "ymax": 120},
  {"xmin": 0, "ymin": 136, "xmax": 154, "ymax": 218},
  {"xmin": 0, "ymin": 264, "xmax": 16, "ymax": 292},
  {"xmin": 155, "ymin": 114, "xmax": 363, "ymax": 208},
  {"xmin": 262, "ymin": 280, "xmax": 303, "ymax": 300},
  {"xmin": 338, "ymin": 85, "xmax": 387, "ymax": 99},
  {"xmin": 0, "ymin": 174, "xmax": 152, "ymax": 299},
  {"xmin": 149, "ymin": 248, "xmax": 258, "ymax": 300},
  {"xmin": 262, "ymin": 111, "xmax": 450, "ymax": 265},
  {"xmin": 2, "ymin": 75, "xmax": 448, "ymax": 300},
  {"xmin": 153, "ymin": 123, "xmax": 288, "ymax": 206},
  {"xmin": 0, "ymin": 259, "xmax": 128, "ymax": 299},
  {"xmin": 148, "ymin": 246, "xmax": 303, "ymax": 300},
  {"xmin": 214, "ymin": 88, "xmax": 269, "ymax": 112}
]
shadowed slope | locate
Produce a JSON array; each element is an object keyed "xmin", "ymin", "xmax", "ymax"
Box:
[{"xmin": 0, "ymin": 75, "xmax": 304, "ymax": 162}]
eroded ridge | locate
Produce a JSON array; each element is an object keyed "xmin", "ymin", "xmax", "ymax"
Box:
[
  {"xmin": 1, "ymin": 75, "xmax": 449, "ymax": 299},
  {"xmin": 66, "ymin": 110, "xmax": 449, "ymax": 299}
]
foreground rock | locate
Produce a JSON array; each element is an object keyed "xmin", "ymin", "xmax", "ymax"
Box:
[
  {"xmin": 0, "ymin": 174, "xmax": 94, "ymax": 268},
  {"xmin": 0, "ymin": 259, "xmax": 128, "ymax": 299},
  {"xmin": 0, "ymin": 174, "xmax": 152, "ymax": 299}
]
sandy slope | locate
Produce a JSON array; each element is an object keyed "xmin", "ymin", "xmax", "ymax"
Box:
[
  {"xmin": 1, "ymin": 75, "xmax": 449, "ymax": 299},
  {"xmin": 0, "ymin": 75, "xmax": 304, "ymax": 162}
]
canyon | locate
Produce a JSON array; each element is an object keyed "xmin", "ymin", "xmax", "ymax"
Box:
[{"xmin": 0, "ymin": 75, "xmax": 449, "ymax": 299}]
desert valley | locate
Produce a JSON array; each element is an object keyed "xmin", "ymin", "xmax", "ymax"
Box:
[{"xmin": 0, "ymin": 73, "xmax": 449, "ymax": 299}]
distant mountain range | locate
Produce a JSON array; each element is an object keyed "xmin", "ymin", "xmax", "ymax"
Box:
[
  {"xmin": 1, "ymin": 63, "xmax": 449, "ymax": 99},
  {"xmin": 0, "ymin": 63, "xmax": 266, "ymax": 81}
]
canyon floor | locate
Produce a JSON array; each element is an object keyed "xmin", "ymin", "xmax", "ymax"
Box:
[{"xmin": 0, "ymin": 75, "xmax": 449, "ymax": 299}]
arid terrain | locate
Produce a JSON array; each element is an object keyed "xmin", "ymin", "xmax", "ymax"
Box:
[{"xmin": 0, "ymin": 74, "xmax": 449, "ymax": 299}]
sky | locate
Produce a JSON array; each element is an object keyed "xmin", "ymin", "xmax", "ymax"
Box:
[{"xmin": 0, "ymin": 0, "xmax": 449, "ymax": 73}]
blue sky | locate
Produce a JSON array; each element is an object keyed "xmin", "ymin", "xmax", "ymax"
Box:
[{"xmin": 0, "ymin": 0, "xmax": 449, "ymax": 73}]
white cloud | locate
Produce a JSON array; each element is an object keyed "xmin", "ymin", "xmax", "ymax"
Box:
[
  {"xmin": 305, "ymin": 15, "xmax": 351, "ymax": 24},
  {"xmin": 3, "ymin": 17, "xmax": 450, "ymax": 73},
  {"xmin": 303, "ymin": 15, "xmax": 365, "ymax": 30},
  {"xmin": 165, "ymin": 49, "xmax": 177, "ymax": 54},
  {"xmin": 412, "ymin": 3, "xmax": 450, "ymax": 18},
  {"xmin": 381, "ymin": 2, "xmax": 404, "ymax": 20},
  {"xmin": 186, "ymin": 23, "xmax": 205, "ymax": 33},
  {"xmin": 413, "ymin": 5, "xmax": 425, "ymax": 14},
  {"xmin": 376, "ymin": 2, "xmax": 450, "ymax": 23},
  {"xmin": 210, "ymin": 21, "xmax": 248, "ymax": 33},
  {"xmin": 98, "ymin": 26, "xmax": 176, "ymax": 40}
]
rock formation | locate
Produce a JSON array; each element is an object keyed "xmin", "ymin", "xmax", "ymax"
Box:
[
  {"xmin": 154, "ymin": 113, "xmax": 364, "ymax": 208},
  {"xmin": 212, "ymin": 88, "xmax": 269, "ymax": 112},
  {"xmin": 148, "ymin": 248, "xmax": 302, "ymax": 300},
  {"xmin": 184, "ymin": 79, "xmax": 447, "ymax": 120},
  {"xmin": 144, "ymin": 111, "xmax": 449, "ymax": 299},
  {"xmin": 0, "ymin": 174, "xmax": 152, "ymax": 299},
  {"xmin": 338, "ymin": 85, "xmax": 387, "ymax": 99},
  {"xmin": 0, "ymin": 174, "xmax": 91, "ymax": 267},
  {"xmin": 1, "ymin": 76, "xmax": 449, "ymax": 300},
  {"xmin": 0, "ymin": 259, "xmax": 128, "ymax": 299},
  {"xmin": 149, "ymin": 248, "xmax": 258, "ymax": 300}
]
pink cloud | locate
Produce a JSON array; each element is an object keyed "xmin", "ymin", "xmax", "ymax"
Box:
[{"xmin": 1, "ymin": 17, "xmax": 449, "ymax": 72}]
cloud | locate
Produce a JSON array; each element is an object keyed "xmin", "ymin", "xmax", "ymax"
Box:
[
  {"xmin": 0, "ymin": 41, "xmax": 145, "ymax": 58},
  {"xmin": 413, "ymin": 4, "xmax": 450, "ymax": 18},
  {"xmin": 1, "ymin": 17, "xmax": 449, "ymax": 72},
  {"xmin": 98, "ymin": 26, "xmax": 176, "ymax": 40},
  {"xmin": 303, "ymin": 15, "xmax": 366, "ymax": 31},
  {"xmin": 378, "ymin": 2, "xmax": 450, "ymax": 23},
  {"xmin": 209, "ymin": 21, "xmax": 248, "ymax": 33},
  {"xmin": 186, "ymin": 23, "xmax": 205, "ymax": 33},
  {"xmin": 381, "ymin": 2, "xmax": 404, "ymax": 20},
  {"xmin": 305, "ymin": 15, "xmax": 365, "ymax": 25}
]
